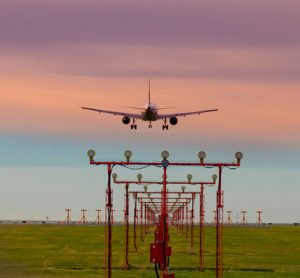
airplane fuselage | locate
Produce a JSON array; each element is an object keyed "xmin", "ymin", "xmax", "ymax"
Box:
[
  {"xmin": 141, "ymin": 108, "xmax": 158, "ymax": 121},
  {"xmin": 141, "ymin": 103, "xmax": 158, "ymax": 121}
]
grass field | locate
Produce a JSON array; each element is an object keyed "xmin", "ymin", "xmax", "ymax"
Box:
[{"xmin": 0, "ymin": 224, "xmax": 300, "ymax": 277}]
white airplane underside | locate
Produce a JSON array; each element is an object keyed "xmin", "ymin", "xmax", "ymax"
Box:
[{"xmin": 81, "ymin": 81, "xmax": 218, "ymax": 130}]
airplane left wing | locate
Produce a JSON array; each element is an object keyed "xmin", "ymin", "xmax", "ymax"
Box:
[
  {"xmin": 157, "ymin": 109, "xmax": 218, "ymax": 119},
  {"xmin": 81, "ymin": 107, "xmax": 143, "ymax": 119}
]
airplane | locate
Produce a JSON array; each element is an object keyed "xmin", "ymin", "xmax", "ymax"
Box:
[{"xmin": 81, "ymin": 80, "xmax": 218, "ymax": 130}]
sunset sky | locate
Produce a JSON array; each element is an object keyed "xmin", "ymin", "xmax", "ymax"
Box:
[{"xmin": 0, "ymin": 0, "xmax": 299, "ymax": 223}]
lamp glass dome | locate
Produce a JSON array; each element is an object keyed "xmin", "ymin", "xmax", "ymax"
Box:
[
  {"xmin": 124, "ymin": 150, "xmax": 133, "ymax": 159},
  {"xmin": 198, "ymin": 151, "xmax": 206, "ymax": 159},
  {"xmin": 112, "ymin": 173, "xmax": 118, "ymax": 179},
  {"xmin": 161, "ymin": 150, "xmax": 170, "ymax": 159},
  {"xmin": 87, "ymin": 149, "xmax": 96, "ymax": 158},
  {"xmin": 212, "ymin": 174, "xmax": 218, "ymax": 182},
  {"xmin": 235, "ymin": 151, "xmax": 243, "ymax": 160},
  {"xmin": 187, "ymin": 174, "xmax": 193, "ymax": 181}
]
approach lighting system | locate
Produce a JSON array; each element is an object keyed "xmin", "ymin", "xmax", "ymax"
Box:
[
  {"xmin": 137, "ymin": 173, "xmax": 143, "ymax": 182},
  {"xmin": 235, "ymin": 152, "xmax": 244, "ymax": 164},
  {"xmin": 86, "ymin": 148, "xmax": 244, "ymax": 278},
  {"xmin": 187, "ymin": 174, "xmax": 193, "ymax": 183},
  {"xmin": 112, "ymin": 173, "xmax": 118, "ymax": 182},
  {"xmin": 87, "ymin": 149, "xmax": 96, "ymax": 162},
  {"xmin": 198, "ymin": 151, "xmax": 206, "ymax": 164},
  {"xmin": 124, "ymin": 150, "xmax": 133, "ymax": 162}
]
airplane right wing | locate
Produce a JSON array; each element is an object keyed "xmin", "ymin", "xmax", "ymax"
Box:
[{"xmin": 81, "ymin": 107, "xmax": 143, "ymax": 119}]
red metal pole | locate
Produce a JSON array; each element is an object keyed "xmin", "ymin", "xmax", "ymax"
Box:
[
  {"xmin": 191, "ymin": 193, "xmax": 195, "ymax": 249},
  {"xmin": 185, "ymin": 205, "xmax": 189, "ymax": 240},
  {"xmin": 181, "ymin": 205, "xmax": 184, "ymax": 235},
  {"xmin": 124, "ymin": 182, "xmax": 130, "ymax": 269},
  {"xmin": 133, "ymin": 193, "xmax": 138, "ymax": 252},
  {"xmin": 144, "ymin": 203, "xmax": 147, "ymax": 235},
  {"xmin": 199, "ymin": 184, "xmax": 205, "ymax": 271},
  {"xmin": 140, "ymin": 199, "xmax": 144, "ymax": 241},
  {"xmin": 105, "ymin": 164, "xmax": 113, "ymax": 278},
  {"xmin": 216, "ymin": 166, "xmax": 224, "ymax": 278},
  {"xmin": 161, "ymin": 166, "xmax": 168, "ymax": 274}
]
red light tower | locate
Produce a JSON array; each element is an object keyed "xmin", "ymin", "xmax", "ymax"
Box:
[
  {"xmin": 64, "ymin": 208, "xmax": 71, "ymax": 224},
  {"xmin": 256, "ymin": 210, "xmax": 263, "ymax": 225},
  {"xmin": 212, "ymin": 210, "xmax": 217, "ymax": 224},
  {"xmin": 240, "ymin": 211, "xmax": 248, "ymax": 226},
  {"xmin": 225, "ymin": 210, "xmax": 233, "ymax": 225},
  {"xmin": 87, "ymin": 149, "xmax": 243, "ymax": 278},
  {"xmin": 79, "ymin": 209, "xmax": 88, "ymax": 224},
  {"xmin": 95, "ymin": 209, "xmax": 102, "ymax": 224}
]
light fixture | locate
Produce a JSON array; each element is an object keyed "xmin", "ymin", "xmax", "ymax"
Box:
[
  {"xmin": 144, "ymin": 185, "xmax": 148, "ymax": 192},
  {"xmin": 124, "ymin": 150, "xmax": 133, "ymax": 162},
  {"xmin": 187, "ymin": 174, "xmax": 193, "ymax": 183},
  {"xmin": 161, "ymin": 150, "xmax": 170, "ymax": 159},
  {"xmin": 198, "ymin": 151, "xmax": 206, "ymax": 164},
  {"xmin": 112, "ymin": 173, "xmax": 117, "ymax": 182},
  {"xmin": 137, "ymin": 173, "xmax": 143, "ymax": 182},
  {"xmin": 235, "ymin": 152, "xmax": 244, "ymax": 164},
  {"xmin": 181, "ymin": 186, "xmax": 185, "ymax": 192},
  {"xmin": 87, "ymin": 149, "xmax": 96, "ymax": 161},
  {"xmin": 212, "ymin": 174, "xmax": 218, "ymax": 183}
]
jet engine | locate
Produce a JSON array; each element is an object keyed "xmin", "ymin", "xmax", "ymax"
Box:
[
  {"xmin": 169, "ymin": 117, "xmax": 178, "ymax": 125},
  {"xmin": 122, "ymin": 116, "xmax": 130, "ymax": 125}
]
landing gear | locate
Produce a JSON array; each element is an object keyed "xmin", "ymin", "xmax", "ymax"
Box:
[
  {"xmin": 162, "ymin": 118, "xmax": 169, "ymax": 130},
  {"xmin": 131, "ymin": 118, "xmax": 137, "ymax": 129},
  {"xmin": 148, "ymin": 121, "xmax": 152, "ymax": 128}
]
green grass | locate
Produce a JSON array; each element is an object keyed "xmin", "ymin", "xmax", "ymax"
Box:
[{"xmin": 0, "ymin": 224, "xmax": 299, "ymax": 277}]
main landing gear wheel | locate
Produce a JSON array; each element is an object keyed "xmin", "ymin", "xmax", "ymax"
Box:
[
  {"xmin": 162, "ymin": 125, "xmax": 169, "ymax": 130},
  {"xmin": 130, "ymin": 124, "xmax": 137, "ymax": 129}
]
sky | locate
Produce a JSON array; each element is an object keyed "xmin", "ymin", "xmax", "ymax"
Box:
[{"xmin": 0, "ymin": 0, "xmax": 299, "ymax": 223}]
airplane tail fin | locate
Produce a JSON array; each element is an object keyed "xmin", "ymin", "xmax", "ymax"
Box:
[{"xmin": 148, "ymin": 79, "xmax": 151, "ymax": 106}]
